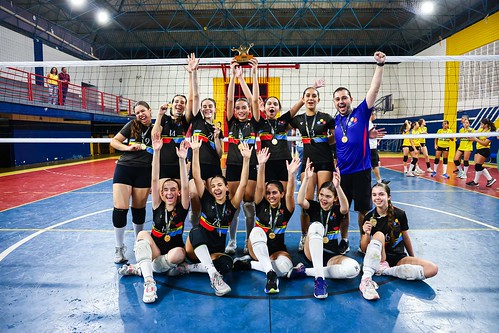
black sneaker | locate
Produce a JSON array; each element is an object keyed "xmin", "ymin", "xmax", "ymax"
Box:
[
  {"xmin": 233, "ymin": 255, "xmax": 252, "ymax": 271},
  {"xmin": 380, "ymin": 179, "xmax": 391, "ymax": 185},
  {"xmin": 338, "ymin": 239, "xmax": 350, "ymax": 254},
  {"xmin": 466, "ymin": 181, "xmax": 479, "ymax": 186},
  {"xmin": 264, "ymin": 270, "xmax": 279, "ymax": 294},
  {"xmin": 486, "ymin": 178, "xmax": 496, "ymax": 187}
]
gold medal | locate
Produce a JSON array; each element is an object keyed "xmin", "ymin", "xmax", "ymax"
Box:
[
  {"xmin": 271, "ymin": 138, "xmax": 278, "ymax": 145},
  {"xmin": 370, "ymin": 217, "xmax": 377, "ymax": 227},
  {"xmin": 268, "ymin": 232, "xmax": 276, "ymax": 239},
  {"xmin": 164, "ymin": 234, "xmax": 171, "ymax": 242},
  {"xmin": 140, "ymin": 143, "xmax": 147, "ymax": 150},
  {"xmin": 341, "ymin": 136, "xmax": 348, "ymax": 143},
  {"xmin": 323, "ymin": 236, "xmax": 329, "ymax": 244}
]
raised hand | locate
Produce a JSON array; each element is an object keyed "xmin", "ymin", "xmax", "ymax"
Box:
[
  {"xmin": 374, "ymin": 51, "xmax": 386, "ymax": 65},
  {"xmin": 332, "ymin": 167, "xmax": 341, "ymax": 188},
  {"xmin": 369, "ymin": 126, "xmax": 386, "ymax": 139},
  {"xmin": 257, "ymin": 147, "xmax": 270, "ymax": 165},
  {"xmin": 152, "ymin": 131, "xmax": 163, "ymax": 151},
  {"xmin": 158, "ymin": 103, "xmax": 171, "ymax": 117},
  {"xmin": 286, "ymin": 157, "xmax": 301, "ymax": 175},
  {"xmin": 186, "ymin": 52, "xmax": 200, "ymax": 73},
  {"xmin": 176, "ymin": 139, "xmax": 189, "ymax": 159},
  {"xmin": 188, "ymin": 135, "xmax": 202, "ymax": 150},
  {"xmin": 304, "ymin": 158, "xmax": 314, "ymax": 179},
  {"xmin": 239, "ymin": 141, "xmax": 253, "ymax": 159},
  {"xmin": 313, "ymin": 78, "xmax": 325, "ymax": 89}
]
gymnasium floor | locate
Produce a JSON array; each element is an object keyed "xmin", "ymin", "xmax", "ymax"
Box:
[{"xmin": 0, "ymin": 156, "xmax": 498, "ymax": 333}]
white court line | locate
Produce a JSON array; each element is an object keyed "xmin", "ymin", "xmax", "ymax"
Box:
[
  {"xmin": 0, "ymin": 208, "xmax": 112, "ymax": 263},
  {"xmin": 392, "ymin": 200, "xmax": 499, "ymax": 230}
]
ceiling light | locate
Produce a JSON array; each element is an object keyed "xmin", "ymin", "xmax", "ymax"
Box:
[
  {"xmin": 420, "ymin": 1, "xmax": 435, "ymax": 15},
  {"xmin": 96, "ymin": 9, "xmax": 111, "ymax": 25},
  {"xmin": 68, "ymin": 0, "xmax": 87, "ymax": 10}
]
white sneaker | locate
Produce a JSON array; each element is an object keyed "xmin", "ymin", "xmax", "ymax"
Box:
[
  {"xmin": 406, "ymin": 172, "xmax": 415, "ymax": 177},
  {"xmin": 118, "ymin": 263, "xmax": 141, "ymax": 276},
  {"xmin": 210, "ymin": 272, "xmax": 231, "ymax": 296},
  {"xmin": 224, "ymin": 239, "xmax": 237, "ymax": 255},
  {"xmin": 457, "ymin": 171, "xmax": 467, "ymax": 179},
  {"xmin": 298, "ymin": 235, "xmax": 306, "ymax": 252},
  {"xmin": 114, "ymin": 245, "xmax": 127, "ymax": 264},
  {"xmin": 359, "ymin": 277, "xmax": 380, "ymax": 301},
  {"xmin": 143, "ymin": 280, "xmax": 158, "ymax": 303}
]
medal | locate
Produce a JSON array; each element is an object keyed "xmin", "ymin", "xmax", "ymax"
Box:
[
  {"xmin": 370, "ymin": 217, "xmax": 377, "ymax": 227},
  {"xmin": 164, "ymin": 234, "xmax": 171, "ymax": 242},
  {"xmin": 341, "ymin": 136, "xmax": 348, "ymax": 143},
  {"xmin": 271, "ymin": 138, "xmax": 278, "ymax": 145},
  {"xmin": 268, "ymin": 232, "xmax": 276, "ymax": 239},
  {"xmin": 323, "ymin": 236, "xmax": 329, "ymax": 244},
  {"xmin": 140, "ymin": 143, "xmax": 147, "ymax": 150}
]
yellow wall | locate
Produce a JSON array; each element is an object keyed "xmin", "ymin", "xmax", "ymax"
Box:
[{"xmin": 443, "ymin": 12, "xmax": 499, "ymax": 155}]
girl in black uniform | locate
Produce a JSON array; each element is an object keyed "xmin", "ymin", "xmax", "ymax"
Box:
[
  {"xmin": 291, "ymin": 159, "xmax": 360, "ymax": 299},
  {"xmin": 185, "ymin": 136, "xmax": 252, "ymax": 296},
  {"xmin": 118, "ymin": 133, "xmax": 190, "ymax": 303},
  {"xmin": 359, "ymin": 183, "xmax": 438, "ymax": 301},
  {"xmin": 233, "ymin": 148, "xmax": 301, "ymax": 294},
  {"xmin": 225, "ymin": 58, "xmax": 260, "ymax": 255},
  {"xmin": 110, "ymin": 101, "xmax": 154, "ymax": 264}
]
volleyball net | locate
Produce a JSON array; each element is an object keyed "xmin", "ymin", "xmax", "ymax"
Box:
[{"xmin": 0, "ymin": 54, "xmax": 498, "ymax": 166}]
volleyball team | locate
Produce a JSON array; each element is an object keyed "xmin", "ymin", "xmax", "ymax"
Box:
[
  {"xmin": 110, "ymin": 52, "xmax": 439, "ymax": 304},
  {"xmin": 401, "ymin": 116, "xmax": 496, "ymax": 187}
]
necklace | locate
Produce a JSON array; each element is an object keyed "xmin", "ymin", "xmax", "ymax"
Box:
[
  {"xmin": 267, "ymin": 203, "xmax": 281, "ymax": 239},
  {"xmin": 320, "ymin": 207, "xmax": 332, "ymax": 243},
  {"xmin": 163, "ymin": 206, "xmax": 174, "ymax": 242},
  {"xmin": 214, "ymin": 201, "xmax": 226, "ymax": 237}
]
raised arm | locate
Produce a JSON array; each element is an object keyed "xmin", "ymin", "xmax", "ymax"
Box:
[
  {"xmin": 249, "ymin": 58, "xmax": 260, "ymax": 121},
  {"xmin": 332, "ymin": 168, "xmax": 349, "ymax": 215},
  {"xmin": 231, "ymin": 142, "xmax": 252, "ymax": 207},
  {"xmin": 189, "ymin": 136, "xmax": 205, "ymax": 198},
  {"xmin": 176, "ymin": 140, "xmax": 191, "ymax": 210},
  {"xmin": 151, "ymin": 131, "xmax": 163, "ymax": 209},
  {"xmin": 255, "ymin": 147, "xmax": 270, "ymax": 204},
  {"xmin": 214, "ymin": 125, "xmax": 223, "ymax": 157},
  {"xmin": 226, "ymin": 60, "xmax": 238, "ymax": 121},
  {"xmin": 289, "ymin": 78, "xmax": 325, "ymax": 117},
  {"xmin": 185, "ymin": 53, "xmax": 200, "ymax": 121},
  {"xmin": 366, "ymin": 51, "xmax": 386, "ymax": 109},
  {"xmin": 285, "ymin": 157, "xmax": 301, "ymax": 211},
  {"xmin": 297, "ymin": 158, "xmax": 313, "ymax": 210},
  {"xmin": 152, "ymin": 105, "xmax": 168, "ymax": 137}
]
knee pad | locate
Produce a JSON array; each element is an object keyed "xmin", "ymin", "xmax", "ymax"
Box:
[
  {"xmin": 364, "ymin": 239, "xmax": 382, "ymax": 270},
  {"xmin": 411, "ymin": 158, "xmax": 418, "ymax": 164},
  {"xmin": 391, "ymin": 264, "xmax": 425, "ymax": 281},
  {"xmin": 113, "ymin": 208, "xmax": 128, "ymax": 228},
  {"xmin": 443, "ymin": 158, "xmax": 448, "ymax": 164},
  {"xmin": 453, "ymin": 160, "xmax": 460, "ymax": 167},
  {"xmin": 213, "ymin": 254, "xmax": 233, "ymax": 274},
  {"xmin": 326, "ymin": 258, "xmax": 360, "ymax": 279},
  {"xmin": 134, "ymin": 239, "xmax": 152, "ymax": 264},
  {"xmin": 475, "ymin": 164, "xmax": 484, "ymax": 171},
  {"xmin": 434, "ymin": 158, "xmax": 440, "ymax": 165},
  {"xmin": 152, "ymin": 254, "xmax": 173, "ymax": 273},
  {"xmin": 403, "ymin": 155, "xmax": 408, "ymax": 162},
  {"xmin": 131, "ymin": 207, "xmax": 146, "ymax": 225},
  {"xmin": 308, "ymin": 222, "xmax": 324, "ymax": 240},
  {"xmin": 249, "ymin": 227, "xmax": 267, "ymax": 245},
  {"xmin": 463, "ymin": 160, "xmax": 469, "ymax": 167},
  {"xmin": 188, "ymin": 227, "xmax": 206, "ymax": 249},
  {"xmin": 272, "ymin": 256, "xmax": 293, "ymax": 277}
]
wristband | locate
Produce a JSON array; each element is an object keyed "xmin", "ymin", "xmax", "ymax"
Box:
[{"xmin": 377, "ymin": 63, "xmax": 385, "ymax": 67}]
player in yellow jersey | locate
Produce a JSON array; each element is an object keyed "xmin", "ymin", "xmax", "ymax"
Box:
[
  {"xmin": 453, "ymin": 118, "xmax": 474, "ymax": 179},
  {"xmin": 466, "ymin": 119, "xmax": 497, "ymax": 187},
  {"xmin": 430, "ymin": 120, "xmax": 454, "ymax": 179},
  {"xmin": 418, "ymin": 119, "xmax": 433, "ymax": 172},
  {"xmin": 400, "ymin": 120, "xmax": 419, "ymax": 177}
]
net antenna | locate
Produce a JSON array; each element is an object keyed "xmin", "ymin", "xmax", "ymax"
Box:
[{"xmin": 374, "ymin": 94, "xmax": 394, "ymax": 114}]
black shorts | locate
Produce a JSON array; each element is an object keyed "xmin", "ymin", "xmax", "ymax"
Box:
[
  {"xmin": 189, "ymin": 163, "xmax": 223, "ymax": 180},
  {"xmin": 420, "ymin": 143, "xmax": 426, "ymax": 147},
  {"xmin": 401, "ymin": 145, "xmax": 415, "ymax": 152},
  {"xmin": 225, "ymin": 164, "xmax": 257, "ymax": 181},
  {"xmin": 340, "ymin": 169, "xmax": 372, "ymax": 212},
  {"xmin": 265, "ymin": 159, "xmax": 291, "ymax": 182},
  {"xmin": 476, "ymin": 148, "xmax": 491, "ymax": 158},
  {"xmin": 386, "ymin": 252, "xmax": 408, "ymax": 267},
  {"xmin": 151, "ymin": 233, "xmax": 185, "ymax": 255},
  {"xmin": 113, "ymin": 164, "xmax": 152, "ymax": 188},
  {"xmin": 189, "ymin": 226, "xmax": 226, "ymax": 254},
  {"xmin": 300, "ymin": 161, "xmax": 334, "ymax": 174},
  {"xmin": 370, "ymin": 149, "xmax": 380, "ymax": 169},
  {"xmin": 436, "ymin": 146, "xmax": 450, "ymax": 152},
  {"xmin": 160, "ymin": 164, "xmax": 181, "ymax": 180},
  {"xmin": 305, "ymin": 250, "xmax": 341, "ymax": 266}
]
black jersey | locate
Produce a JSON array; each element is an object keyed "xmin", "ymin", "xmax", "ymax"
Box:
[
  {"xmin": 258, "ymin": 112, "xmax": 292, "ymax": 160},
  {"xmin": 159, "ymin": 114, "xmax": 189, "ymax": 166},
  {"xmin": 226, "ymin": 117, "xmax": 258, "ymax": 166},
  {"xmin": 255, "ymin": 198, "xmax": 293, "ymax": 248},
  {"xmin": 306, "ymin": 200, "xmax": 345, "ymax": 254},
  {"xmin": 290, "ymin": 112, "xmax": 335, "ymax": 164},
  {"xmin": 117, "ymin": 120, "xmax": 153, "ymax": 167},
  {"xmin": 190, "ymin": 112, "xmax": 224, "ymax": 166},
  {"xmin": 364, "ymin": 206, "xmax": 409, "ymax": 256},
  {"xmin": 199, "ymin": 189, "xmax": 238, "ymax": 236},
  {"xmin": 151, "ymin": 201, "xmax": 188, "ymax": 240}
]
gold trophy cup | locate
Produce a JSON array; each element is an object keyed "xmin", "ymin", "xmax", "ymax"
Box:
[{"xmin": 232, "ymin": 43, "xmax": 254, "ymax": 64}]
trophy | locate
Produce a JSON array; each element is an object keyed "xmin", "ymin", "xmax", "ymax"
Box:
[{"xmin": 231, "ymin": 43, "xmax": 254, "ymax": 64}]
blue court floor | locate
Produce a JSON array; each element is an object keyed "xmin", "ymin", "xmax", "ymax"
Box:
[{"xmin": 0, "ymin": 166, "xmax": 498, "ymax": 333}]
